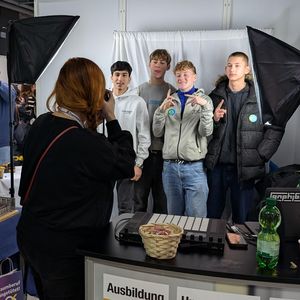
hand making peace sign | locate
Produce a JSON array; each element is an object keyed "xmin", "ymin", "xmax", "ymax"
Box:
[
  {"xmin": 213, "ymin": 99, "xmax": 227, "ymax": 122},
  {"xmin": 160, "ymin": 89, "xmax": 176, "ymax": 112},
  {"xmin": 185, "ymin": 93, "xmax": 208, "ymax": 106}
]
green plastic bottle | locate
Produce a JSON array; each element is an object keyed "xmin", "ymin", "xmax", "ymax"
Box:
[{"xmin": 256, "ymin": 197, "xmax": 281, "ymax": 269}]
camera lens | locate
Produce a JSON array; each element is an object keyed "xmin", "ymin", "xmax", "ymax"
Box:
[{"xmin": 104, "ymin": 89, "xmax": 110, "ymax": 102}]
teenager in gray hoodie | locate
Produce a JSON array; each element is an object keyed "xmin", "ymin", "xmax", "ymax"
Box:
[{"xmin": 153, "ymin": 60, "xmax": 213, "ymax": 217}]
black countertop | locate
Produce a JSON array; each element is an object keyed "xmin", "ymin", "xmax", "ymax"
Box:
[{"xmin": 78, "ymin": 215, "xmax": 300, "ymax": 286}]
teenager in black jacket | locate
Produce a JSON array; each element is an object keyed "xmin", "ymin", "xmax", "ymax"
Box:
[
  {"xmin": 205, "ymin": 52, "xmax": 284, "ymax": 224},
  {"xmin": 17, "ymin": 57, "xmax": 135, "ymax": 299}
]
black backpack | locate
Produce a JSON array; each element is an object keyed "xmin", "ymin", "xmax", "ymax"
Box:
[
  {"xmin": 248, "ymin": 164, "xmax": 300, "ymax": 221},
  {"xmin": 255, "ymin": 164, "xmax": 300, "ymax": 195}
]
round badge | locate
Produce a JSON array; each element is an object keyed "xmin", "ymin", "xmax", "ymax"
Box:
[
  {"xmin": 249, "ymin": 114, "xmax": 257, "ymax": 123},
  {"xmin": 168, "ymin": 108, "xmax": 176, "ymax": 116}
]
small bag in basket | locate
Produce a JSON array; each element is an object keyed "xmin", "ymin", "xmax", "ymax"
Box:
[{"xmin": 139, "ymin": 223, "xmax": 183, "ymax": 259}]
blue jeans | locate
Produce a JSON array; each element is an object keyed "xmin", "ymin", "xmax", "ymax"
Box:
[
  {"xmin": 207, "ymin": 164, "xmax": 254, "ymax": 224},
  {"xmin": 162, "ymin": 160, "xmax": 208, "ymax": 217}
]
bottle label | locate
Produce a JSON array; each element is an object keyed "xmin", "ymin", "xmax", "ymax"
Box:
[{"xmin": 257, "ymin": 240, "xmax": 280, "ymax": 257}]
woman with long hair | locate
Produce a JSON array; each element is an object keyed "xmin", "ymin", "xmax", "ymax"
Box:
[{"xmin": 17, "ymin": 57, "xmax": 135, "ymax": 299}]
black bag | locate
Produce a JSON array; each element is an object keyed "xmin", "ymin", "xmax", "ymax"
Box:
[
  {"xmin": 250, "ymin": 164, "xmax": 300, "ymax": 220},
  {"xmin": 255, "ymin": 164, "xmax": 300, "ymax": 219},
  {"xmin": 256, "ymin": 164, "xmax": 300, "ymax": 195}
]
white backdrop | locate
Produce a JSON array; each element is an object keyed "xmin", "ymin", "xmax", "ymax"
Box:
[
  {"xmin": 34, "ymin": 0, "xmax": 300, "ymax": 166},
  {"xmin": 112, "ymin": 29, "xmax": 271, "ymax": 94}
]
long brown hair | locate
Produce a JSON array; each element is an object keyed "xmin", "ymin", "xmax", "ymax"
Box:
[{"xmin": 47, "ymin": 57, "xmax": 106, "ymax": 130}]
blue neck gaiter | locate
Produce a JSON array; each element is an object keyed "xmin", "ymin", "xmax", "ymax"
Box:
[{"xmin": 177, "ymin": 86, "xmax": 197, "ymax": 115}]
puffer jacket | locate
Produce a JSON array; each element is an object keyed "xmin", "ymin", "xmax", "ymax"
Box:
[
  {"xmin": 205, "ymin": 79, "xmax": 284, "ymax": 181},
  {"xmin": 153, "ymin": 89, "xmax": 213, "ymax": 161}
]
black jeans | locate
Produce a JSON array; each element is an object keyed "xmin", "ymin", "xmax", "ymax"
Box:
[
  {"xmin": 207, "ymin": 164, "xmax": 255, "ymax": 224},
  {"xmin": 133, "ymin": 151, "xmax": 167, "ymax": 213}
]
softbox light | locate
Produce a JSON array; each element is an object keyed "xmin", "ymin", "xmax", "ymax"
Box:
[
  {"xmin": 8, "ymin": 15, "xmax": 80, "ymax": 84},
  {"xmin": 6, "ymin": 15, "xmax": 79, "ymax": 198},
  {"xmin": 247, "ymin": 26, "xmax": 300, "ymax": 127}
]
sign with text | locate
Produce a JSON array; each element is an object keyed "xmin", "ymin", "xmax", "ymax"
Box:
[
  {"xmin": 177, "ymin": 287, "xmax": 260, "ymax": 300},
  {"xmin": 0, "ymin": 269, "xmax": 23, "ymax": 300},
  {"xmin": 270, "ymin": 298, "xmax": 296, "ymax": 300},
  {"xmin": 103, "ymin": 273, "xmax": 169, "ymax": 300}
]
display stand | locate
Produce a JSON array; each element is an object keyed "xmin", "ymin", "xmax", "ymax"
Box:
[{"xmin": 78, "ymin": 214, "xmax": 300, "ymax": 300}]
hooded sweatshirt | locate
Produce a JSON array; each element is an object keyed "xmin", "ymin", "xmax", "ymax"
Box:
[{"xmin": 114, "ymin": 88, "xmax": 151, "ymax": 166}]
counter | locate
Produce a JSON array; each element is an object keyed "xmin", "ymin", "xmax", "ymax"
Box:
[{"xmin": 78, "ymin": 214, "xmax": 300, "ymax": 300}]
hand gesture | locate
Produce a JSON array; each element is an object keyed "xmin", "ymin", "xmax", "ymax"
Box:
[
  {"xmin": 214, "ymin": 99, "xmax": 226, "ymax": 122},
  {"xmin": 185, "ymin": 94, "xmax": 208, "ymax": 106},
  {"xmin": 160, "ymin": 89, "xmax": 176, "ymax": 112}
]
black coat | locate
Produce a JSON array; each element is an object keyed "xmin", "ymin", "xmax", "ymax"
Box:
[
  {"xmin": 205, "ymin": 79, "xmax": 284, "ymax": 181},
  {"xmin": 18, "ymin": 113, "xmax": 135, "ymax": 230}
]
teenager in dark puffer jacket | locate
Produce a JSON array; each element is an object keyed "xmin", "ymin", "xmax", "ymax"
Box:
[{"xmin": 205, "ymin": 52, "xmax": 284, "ymax": 224}]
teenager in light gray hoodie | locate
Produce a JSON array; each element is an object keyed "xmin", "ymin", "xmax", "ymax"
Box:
[
  {"xmin": 153, "ymin": 60, "xmax": 213, "ymax": 217},
  {"xmin": 111, "ymin": 61, "xmax": 151, "ymax": 214}
]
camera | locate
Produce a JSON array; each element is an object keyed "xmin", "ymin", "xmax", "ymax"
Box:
[{"xmin": 104, "ymin": 89, "xmax": 111, "ymax": 102}]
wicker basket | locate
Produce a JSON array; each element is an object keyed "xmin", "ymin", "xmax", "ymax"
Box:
[
  {"xmin": 0, "ymin": 166, "xmax": 4, "ymax": 179},
  {"xmin": 139, "ymin": 223, "xmax": 183, "ymax": 259}
]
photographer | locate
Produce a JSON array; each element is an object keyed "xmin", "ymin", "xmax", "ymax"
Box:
[
  {"xmin": 14, "ymin": 84, "xmax": 36, "ymax": 154},
  {"xmin": 16, "ymin": 57, "xmax": 135, "ymax": 299}
]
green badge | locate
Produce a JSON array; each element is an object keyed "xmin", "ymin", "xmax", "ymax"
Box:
[
  {"xmin": 249, "ymin": 114, "xmax": 257, "ymax": 123},
  {"xmin": 168, "ymin": 108, "xmax": 176, "ymax": 116}
]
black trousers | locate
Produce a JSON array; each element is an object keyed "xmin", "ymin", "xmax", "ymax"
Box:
[
  {"xmin": 116, "ymin": 178, "xmax": 134, "ymax": 214},
  {"xmin": 17, "ymin": 213, "xmax": 95, "ymax": 300},
  {"xmin": 133, "ymin": 151, "xmax": 167, "ymax": 213},
  {"xmin": 207, "ymin": 164, "xmax": 255, "ymax": 224}
]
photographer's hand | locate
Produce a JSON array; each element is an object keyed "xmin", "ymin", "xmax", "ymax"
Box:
[{"xmin": 102, "ymin": 91, "xmax": 116, "ymax": 122}]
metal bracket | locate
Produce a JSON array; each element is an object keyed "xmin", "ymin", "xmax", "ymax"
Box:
[{"xmin": 222, "ymin": 0, "xmax": 232, "ymax": 29}]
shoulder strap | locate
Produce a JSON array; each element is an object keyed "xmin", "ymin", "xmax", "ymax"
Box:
[{"xmin": 23, "ymin": 126, "xmax": 78, "ymax": 205}]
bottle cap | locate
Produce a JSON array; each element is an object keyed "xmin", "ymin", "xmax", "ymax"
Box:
[{"xmin": 266, "ymin": 197, "xmax": 277, "ymax": 206}]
